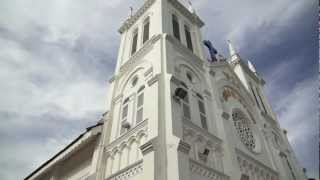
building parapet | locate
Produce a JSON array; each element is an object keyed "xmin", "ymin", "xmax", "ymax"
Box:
[{"xmin": 105, "ymin": 119, "xmax": 148, "ymax": 152}]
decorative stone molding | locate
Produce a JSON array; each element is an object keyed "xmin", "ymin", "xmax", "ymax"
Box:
[
  {"xmin": 189, "ymin": 159, "xmax": 229, "ymax": 180},
  {"xmin": 112, "ymin": 94, "xmax": 123, "ymax": 104},
  {"xmin": 236, "ymin": 149, "xmax": 278, "ymax": 180},
  {"xmin": 119, "ymin": 34, "xmax": 161, "ymax": 77},
  {"xmin": 166, "ymin": 35, "xmax": 204, "ymax": 71},
  {"xmin": 105, "ymin": 119, "xmax": 148, "ymax": 153},
  {"xmin": 106, "ymin": 160, "xmax": 143, "ymax": 180},
  {"xmin": 168, "ymin": 0, "xmax": 204, "ymax": 27},
  {"xmin": 147, "ymin": 74, "xmax": 160, "ymax": 86},
  {"xmin": 206, "ymin": 61, "xmax": 230, "ymax": 69},
  {"xmin": 177, "ymin": 140, "xmax": 191, "ymax": 154},
  {"xmin": 143, "ymin": 67, "xmax": 153, "ymax": 78},
  {"xmin": 183, "ymin": 120, "xmax": 225, "ymax": 170},
  {"xmin": 232, "ymin": 109, "xmax": 256, "ymax": 151},
  {"xmin": 118, "ymin": 0, "xmax": 156, "ymax": 33},
  {"xmin": 183, "ymin": 119, "xmax": 222, "ymax": 144},
  {"xmin": 140, "ymin": 138, "xmax": 156, "ymax": 155},
  {"xmin": 222, "ymin": 86, "xmax": 236, "ymax": 101},
  {"xmin": 221, "ymin": 86, "xmax": 257, "ymax": 123}
]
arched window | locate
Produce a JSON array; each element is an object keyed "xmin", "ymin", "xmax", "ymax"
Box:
[
  {"xmin": 120, "ymin": 98, "xmax": 130, "ymax": 135},
  {"xmin": 131, "ymin": 29, "xmax": 139, "ymax": 55},
  {"xmin": 178, "ymin": 85, "xmax": 191, "ymax": 120},
  {"xmin": 197, "ymin": 94, "xmax": 207, "ymax": 130},
  {"xmin": 172, "ymin": 14, "xmax": 180, "ymax": 41},
  {"xmin": 142, "ymin": 17, "xmax": 150, "ymax": 44},
  {"xmin": 136, "ymin": 86, "xmax": 145, "ymax": 124},
  {"xmin": 184, "ymin": 24, "xmax": 193, "ymax": 52}
]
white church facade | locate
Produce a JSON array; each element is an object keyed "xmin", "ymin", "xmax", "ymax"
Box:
[{"xmin": 25, "ymin": 0, "xmax": 308, "ymax": 180}]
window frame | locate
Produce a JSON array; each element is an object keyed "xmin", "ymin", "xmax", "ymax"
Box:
[
  {"xmin": 184, "ymin": 24, "xmax": 193, "ymax": 52},
  {"xmin": 120, "ymin": 99, "xmax": 130, "ymax": 135},
  {"xmin": 131, "ymin": 28, "xmax": 139, "ymax": 55},
  {"xmin": 179, "ymin": 86, "xmax": 191, "ymax": 121},
  {"xmin": 136, "ymin": 87, "xmax": 145, "ymax": 124},
  {"xmin": 142, "ymin": 17, "xmax": 150, "ymax": 44},
  {"xmin": 197, "ymin": 95, "xmax": 208, "ymax": 130},
  {"xmin": 172, "ymin": 14, "xmax": 181, "ymax": 41}
]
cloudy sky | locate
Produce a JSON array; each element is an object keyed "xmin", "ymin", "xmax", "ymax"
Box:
[{"xmin": 0, "ymin": 0, "xmax": 317, "ymax": 179}]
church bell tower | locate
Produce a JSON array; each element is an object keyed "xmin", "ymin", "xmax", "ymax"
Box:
[
  {"xmin": 24, "ymin": 0, "xmax": 309, "ymax": 179},
  {"xmin": 96, "ymin": 0, "xmax": 308, "ymax": 180}
]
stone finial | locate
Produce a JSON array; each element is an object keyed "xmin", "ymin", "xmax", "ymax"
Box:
[
  {"xmin": 227, "ymin": 40, "xmax": 237, "ymax": 56},
  {"xmin": 248, "ymin": 60, "xmax": 257, "ymax": 73}
]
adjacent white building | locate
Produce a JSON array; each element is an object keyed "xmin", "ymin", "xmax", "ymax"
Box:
[{"xmin": 25, "ymin": 0, "xmax": 308, "ymax": 180}]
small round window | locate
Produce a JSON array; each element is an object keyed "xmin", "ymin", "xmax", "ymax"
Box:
[
  {"xmin": 232, "ymin": 110, "xmax": 256, "ymax": 151},
  {"xmin": 132, "ymin": 76, "xmax": 138, "ymax": 87}
]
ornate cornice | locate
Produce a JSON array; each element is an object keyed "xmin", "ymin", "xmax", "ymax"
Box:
[
  {"xmin": 105, "ymin": 119, "xmax": 148, "ymax": 152},
  {"xmin": 168, "ymin": 0, "xmax": 204, "ymax": 27},
  {"xmin": 118, "ymin": 0, "xmax": 156, "ymax": 33}
]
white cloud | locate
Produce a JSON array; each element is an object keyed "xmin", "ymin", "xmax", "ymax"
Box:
[
  {"xmin": 262, "ymin": 53, "xmax": 318, "ymax": 178},
  {"xmin": 275, "ymin": 78, "xmax": 318, "ymax": 178},
  {"xmin": 194, "ymin": 0, "xmax": 315, "ymax": 56}
]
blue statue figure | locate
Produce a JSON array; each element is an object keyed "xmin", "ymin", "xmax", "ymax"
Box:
[{"xmin": 203, "ymin": 40, "xmax": 218, "ymax": 62}]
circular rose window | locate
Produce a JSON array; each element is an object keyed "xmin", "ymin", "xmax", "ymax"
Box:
[{"xmin": 232, "ymin": 110, "xmax": 256, "ymax": 151}]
